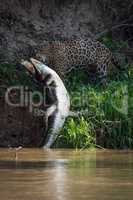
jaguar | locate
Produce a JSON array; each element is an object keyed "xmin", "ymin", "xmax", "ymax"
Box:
[{"xmin": 36, "ymin": 38, "xmax": 120, "ymax": 84}]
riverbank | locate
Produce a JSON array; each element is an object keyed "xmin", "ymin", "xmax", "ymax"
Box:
[
  {"xmin": 57, "ymin": 37, "xmax": 133, "ymax": 149},
  {"xmin": 0, "ymin": 38, "xmax": 133, "ymax": 149}
]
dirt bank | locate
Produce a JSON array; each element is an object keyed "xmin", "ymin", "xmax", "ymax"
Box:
[
  {"xmin": 0, "ymin": 0, "xmax": 133, "ymax": 147},
  {"xmin": 0, "ymin": 0, "xmax": 103, "ymax": 63}
]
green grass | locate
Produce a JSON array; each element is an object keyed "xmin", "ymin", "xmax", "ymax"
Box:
[
  {"xmin": 55, "ymin": 117, "xmax": 96, "ymax": 149},
  {"xmin": 55, "ymin": 39, "xmax": 133, "ymax": 148},
  {"xmin": 1, "ymin": 38, "xmax": 133, "ymax": 149},
  {"xmin": 55, "ymin": 67, "xmax": 133, "ymax": 149}
]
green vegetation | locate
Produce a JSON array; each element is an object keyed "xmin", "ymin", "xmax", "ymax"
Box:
[
  {"xmin": 0, "ymin": 63, "xmax": 40, "ymax": 98},
  {"xmin": 0, "ymin": 63, "xmax": 36, "ymax": 87},
  {"xmin": 56, "ymin": 38, "xmax": 133, "ymax": 149},
  {"xmin": 56, "ymin": 67, "xmax": 133, "ymax": 149},
  {"xmin": 56, "ymin": 117, "xmax": 96, "ymax": 149},
  {"xmin": 0, "ymin": 38, "xmax": 133, "ymax": 149}
]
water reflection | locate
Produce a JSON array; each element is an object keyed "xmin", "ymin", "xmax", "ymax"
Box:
[{"xmin": 0, "ymin": 149, "xmax": 133, "ymax": 200}]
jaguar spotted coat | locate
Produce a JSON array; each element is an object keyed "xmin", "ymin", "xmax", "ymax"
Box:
[{"xmin": 36, "ymin": 38, "xmax": 119, "ymax": 83}]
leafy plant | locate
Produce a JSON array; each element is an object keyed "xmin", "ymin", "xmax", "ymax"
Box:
[{"xmin": 56, "ymin": 117, "xmax": 95, "ymax": 149}]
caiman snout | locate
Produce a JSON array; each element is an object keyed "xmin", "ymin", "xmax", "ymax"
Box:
[{"xmin": 21, "ymin": 58, "xmax": 45, "ymax": 82}]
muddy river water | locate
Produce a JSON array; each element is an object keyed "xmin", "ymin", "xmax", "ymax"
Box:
[{"xmin": 0, "ymin": 149, "xmax": 132, "ymax": 200}]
